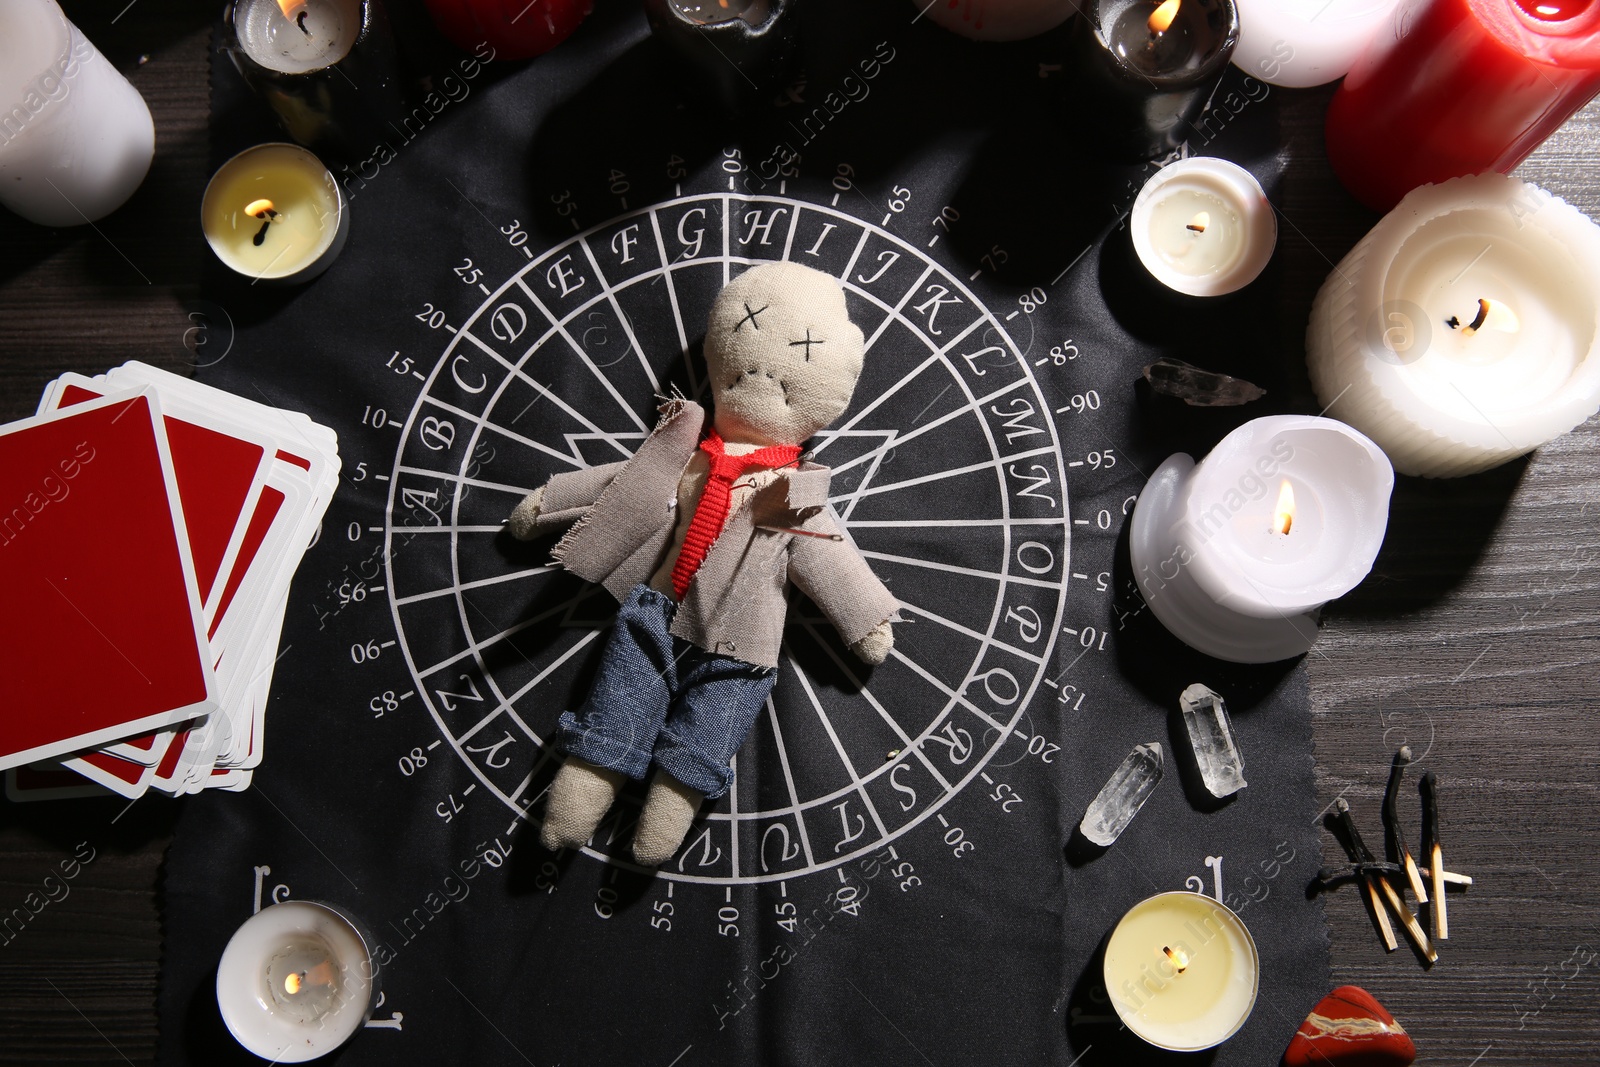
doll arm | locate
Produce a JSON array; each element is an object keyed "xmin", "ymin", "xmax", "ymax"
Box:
[
  {"xmin": 786, "ymin": 511, "xmax": 898, "ymax": 665},
  {"xmin": 507, "ymin": 461, "xmax": 628, "ymax": 541}
]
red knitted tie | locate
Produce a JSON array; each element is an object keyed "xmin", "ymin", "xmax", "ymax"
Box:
[{"xmin": 670, "ymin": 429, "xmax": 800, "ymax": 601}]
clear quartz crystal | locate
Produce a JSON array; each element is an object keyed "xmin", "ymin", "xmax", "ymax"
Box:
[
  {"xmin": 1080, "ymin": 742, "xmax": 1165, "ymax": 846},
  {"xmin": 1142, "ymin": 357, "xmax": 1267, "ymax": 407},
  {"xmin": 1179, "ymin": 683, "xmax": 1248, "ymax": 798}
]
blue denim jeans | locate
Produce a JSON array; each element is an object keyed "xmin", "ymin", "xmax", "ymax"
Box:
[{"xmin": 554, "ymin": 584, "xmax": 776, "ymax": 799}]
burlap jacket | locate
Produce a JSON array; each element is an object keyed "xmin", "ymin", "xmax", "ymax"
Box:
[{"xmin": 528, "ymin": 398, "xmax": 898, "ymax": 669}]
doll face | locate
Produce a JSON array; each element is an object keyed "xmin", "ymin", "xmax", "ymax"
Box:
[{"xmin": 704, "ymin": 262, "xmax": 866, "ymax": 448}]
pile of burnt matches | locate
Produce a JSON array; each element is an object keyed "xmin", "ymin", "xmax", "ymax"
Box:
[{"xmin": 1316, "ymin": 747, "xmax": 1469, "ymax": 966}]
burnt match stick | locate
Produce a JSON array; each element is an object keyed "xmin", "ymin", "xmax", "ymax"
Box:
[
  {"xmin": 1421, "ymin": 770, "xmax": 1448, "ymax": 941},
  {"xmin": 1383, "ymin": 745, "xmax": 1430, "ymax": 904},
  {"xmin": 1337, "ymin": 798, "xmax": 1437, "ymax": 964},
  {"xmin": 1317, "ymin": 862, "xmax": 1471, "ymax": 888},
  {"xmin": 1330, "ymin": 799, "xmax": 1397, "ymax": 952}
]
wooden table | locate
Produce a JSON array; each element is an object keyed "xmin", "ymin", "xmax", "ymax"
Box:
[{"xmin": 2, "ymin": 4, "xmax": 1597, "ymax": 1063}]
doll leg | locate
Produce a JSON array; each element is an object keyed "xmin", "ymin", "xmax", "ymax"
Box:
[
  {"xmin": 542, "ymin": 585, "xmax": 680, "ymax": 849},
  {"xmin": 632, "ymin": 653, "xmax": 776, "ymax": 866}
]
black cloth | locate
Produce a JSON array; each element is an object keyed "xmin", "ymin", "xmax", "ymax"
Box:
[{"xmin": 160, "ymin": 4, "xmax": 1329, "ymax": 1064}]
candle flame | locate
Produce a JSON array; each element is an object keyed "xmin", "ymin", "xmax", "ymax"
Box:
[
  {"xmin": 1148, "ymin": 0, "xmax": 1181, "ymax": 33},
  {"xmin": 1162, "ymin": 945, "xmax": 1190, "ymax": 973},
  {"xmin": 1186, "ymin": 211, "xmax": 1209, "ymax": 233},
  {"xmin": 275, "ymin": 0, "xmax": 307, "ymax": 19},
  {"xmin": 1448, "ymin": 298, "xmax": 1520, "ymax": 337},
  {"xmin": 284, "ymin": 971, "xmax": 303, "ymax": 995},
  {"xmin": 1273, "ymin": 480, "xmax": 1295, "ymax": 535},
  {"xmin": 245, "ymin": 198, "xmax": 276, "ymax": 219}
]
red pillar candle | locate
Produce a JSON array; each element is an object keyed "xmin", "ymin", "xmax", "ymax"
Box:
[
  {"xmin": 1326, "ymin": 0, "xmax": 1600, "ymax": 211},
  {"xmin": 424, "ymin": 0, "xmax": 592, "ymax": 60}
]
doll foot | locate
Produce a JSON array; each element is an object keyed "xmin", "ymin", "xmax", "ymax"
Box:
[
  {"xmin": 632, "ymin": 771, "xmax": 704, "ymax": 867},
  {"xmin": 539, "ymin": 757, "xmax": 626, "ymax": 850}
]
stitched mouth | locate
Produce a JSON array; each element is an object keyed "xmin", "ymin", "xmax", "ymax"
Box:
[{"xmin": 725, "ymin": 368, "xmax": 791, "ymax": 406}]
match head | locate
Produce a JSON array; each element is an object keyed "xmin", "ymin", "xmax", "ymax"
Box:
[{"xmin": 704, "ymin": 261, "xmax": 866, "ymax": 448}]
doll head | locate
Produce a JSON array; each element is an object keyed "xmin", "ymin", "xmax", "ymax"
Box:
[{"xmin": 703, "ymin": 261, "xmax": 866, "ymax": 448}]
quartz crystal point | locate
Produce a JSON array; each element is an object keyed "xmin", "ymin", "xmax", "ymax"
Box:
[
  {"xmin": 1080, "ymin": 742, "xmax": 1164, "ymax": 846},
  {"xmin": 1179, "ymin": 683, "xmax": 1248, "ymax": 798},
  {"xmin": 1143, "ymin": 357, "xmax": 1267, "ymax": 406}
]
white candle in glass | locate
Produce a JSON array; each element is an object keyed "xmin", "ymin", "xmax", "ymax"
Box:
[
  {"xmin": 1129, "ymin": 415, "xmax": 1394, "ymax": 663},
  {"xmin": 910, "ymin": 0, "xmax": 1074, "ymax": 41},
  {"xmin": 1307, "ymin": 173, "xmax": 1600, "ymax": 478},
  {"xmin": 1103, "ymin": 891, "xmax": 1259, "ymax": 1052},
  {"xmin": 0, "ymin": 0, "xmax": 154, "ymax": 227},
  {"xmin": 216, "ymin": 900, "xmax": 378, "ymax": 1062},
  {"xmin": 202, "ymin": 143, "xmax": 348, "ymax": 283},
  {"xmin": 1131, "ymin": 158, "xmax": 1277, "ymax": 298},
  {"xmin": 1231, "ymin": 0, "xmax": 1401, "ymax": 88},
  {"xmin": 233, "ymin": 0, "xmax": 362, "ymax": 74}
]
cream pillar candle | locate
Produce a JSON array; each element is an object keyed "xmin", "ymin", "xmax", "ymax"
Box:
[
  {"xmin": 202, "ymin": 143, "xmax": 349, "ymax": 283},
  {"xmin": 1104, "ymin": 891, "xmax": 1260, "ymax": 1051},
  {"xmin": 1307, "ymin": 173, "xmax": 1600, "ymax": 477},
  {"xmin": 1131, "ymin": 157, "xmax": 1277, "ymax": 297},
  {"xmin": 1129, "ymin": 415, "xmax": 1394, "ymax": 663},
  {"xmin": 1231, "ymin": 0, "xmax": 1401, "ymax": 87},
  {"xmin": 0, "ymin": 0, "xmax": 155, "ymax": 226}
]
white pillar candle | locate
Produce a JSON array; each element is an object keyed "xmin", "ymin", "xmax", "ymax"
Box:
[
  {"xmin": 1307, "ymin": 173, "xmax": 1600, "ymax": 478},
  {"xmin": 1130, "ymin": 157, "xmax": 1277, "ymax": 297},
  {"xmin": 233, "ymin": 0, "xmax": 362, "ymax": 74},
  {"xmin": 0, "ymin": 0, "xmax": 154, "ymax": 227},
  {"xmin": 202, "ymin": 143, "xmax": 349, "ymax": 284},
  {"xmin": 216, "ymin": 900, "xmax": 378, "ymax": 1062},
  {"xmin": 1129, "ymin": 415, "xmax": 1394, "ymax": 663},
  {"xmin": 1231, "ymin": 0, "xmax": 1400, "ymax": 88},
  {"xmin": 1104, "ymin": 891, "xmax": 1259, "ymax": 1051},
  {"xmin": 910, "ymin": 0, "xmax": 1074, "ymax": 41}
]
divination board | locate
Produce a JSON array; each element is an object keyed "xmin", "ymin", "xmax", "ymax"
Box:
[{"xmin": 160, "ymin": 3, "xmax": 1330, "ymax": 1064}]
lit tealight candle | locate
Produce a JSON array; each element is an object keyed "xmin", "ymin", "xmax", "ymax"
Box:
[
  {"xmin": 911, "ymin": 0, "xmax": 1076, "ymax": 41},
  {"xmin": 231, "ymin": 0, "xmax": 361, "ymax": 75},
  {"xmin": 644, "ymin": 0, "xmax": 801, "ymax": 103},
  {"xmin": 216, "ymin": 900, "xmax": 379, "ymax": 1062},
  {"xmin": 1307, "ymin": 173, "xmax": 1600, "ymax": 477},
  {"xmin": 1129, "ymin": 415, "xmax": 1394, "ymax": 662},
  {"xmin": 672, "ymin": 0, "xmax": 771, "ymax": 25},
  {"xmin": 202, "ymin": 143, "xmax": 348, "ymax": 284},
  {"xmin": 1131, "ymin": 157, "xmax": 1277, "ymax": 297},
  {"xmin": 1103, "ymin": 891, "xmax": 1259, "ymax": 1051},
  {"xmin": 1069, "ymin": 0, "xmax": 1241, "ymax": 160}
]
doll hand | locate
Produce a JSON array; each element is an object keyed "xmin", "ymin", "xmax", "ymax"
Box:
[
  {"xmin": 507, "ymin": 486, "xmax": 545, "ymax": 541},
  {"xmin": 850, "ymin": 620, "xmax": 894, "ymax": 666}
]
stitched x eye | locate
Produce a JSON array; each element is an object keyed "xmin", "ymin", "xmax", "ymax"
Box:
[
  {"xmin": 734, "ymin": 302, "xmax": 768, "ymax": 332},
  {"xmin": 788, "ymin": 329, "xmax": 825, "ymax": 360}
]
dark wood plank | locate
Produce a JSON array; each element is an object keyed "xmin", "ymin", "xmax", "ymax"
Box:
[{"xmin": 1282, "ymin": 88, "xmax": 1600, "ymax": 1064}]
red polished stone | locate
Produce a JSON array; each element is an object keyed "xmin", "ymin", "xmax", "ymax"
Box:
[{"xmin": 1282, "ymin": 986, "xmax": 1416, "ymax": 1067}]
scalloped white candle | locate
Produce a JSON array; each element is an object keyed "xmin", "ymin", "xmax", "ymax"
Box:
[
  {"xmin": 1306, "ymin": 173, "xmax": 1600, "ymax": 478},
  {"xmin": 1129, "ymin": 415, "xmax": 1394, "ymax": 663}
]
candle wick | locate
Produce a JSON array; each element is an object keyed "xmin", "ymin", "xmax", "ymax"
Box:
[
  {"xmin": 296, "ymin": 9, "xmax": 310, "ymax": 35},
  {"xmin": 252, "ymin": 217, "xmax": 274, "ymax": 246}
]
